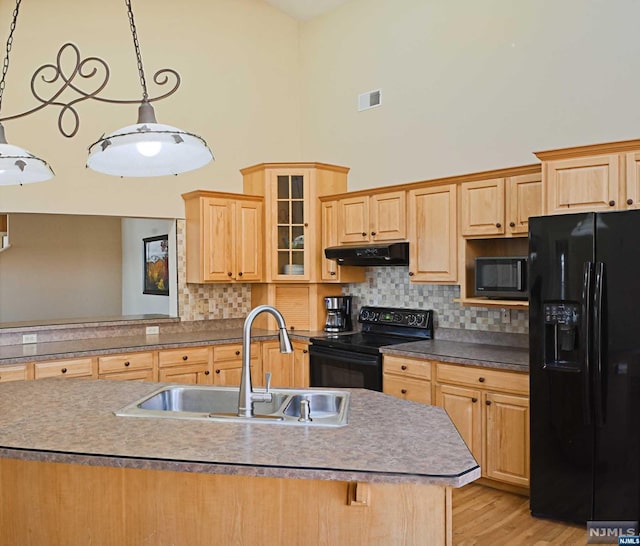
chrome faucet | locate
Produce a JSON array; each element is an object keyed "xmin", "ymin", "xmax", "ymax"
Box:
[{"xmin": 238, "ymin": 305, "xmax": 293, "ymax": 418}]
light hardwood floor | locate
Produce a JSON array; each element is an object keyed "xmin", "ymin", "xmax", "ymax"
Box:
[{"xmin": 453, "ymin": 484, "xmax": 586, "ymax": 545}]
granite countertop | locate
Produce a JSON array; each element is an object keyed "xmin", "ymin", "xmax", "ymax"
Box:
[
  {"xmin": 0, "ymin": 328, "xmax": 321, "ymax": 365},
  {"xmin": 0, "ymin": 378, "xmax": 480, "ymax": 487},
  {"xmin": 381, "ymin": 339, "xmax": 529, "ymax": 372}
]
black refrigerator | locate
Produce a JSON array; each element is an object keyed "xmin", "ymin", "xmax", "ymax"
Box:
[{"xmin": 529, "ymin": 209, "xmax": 640, "ymax": 524}]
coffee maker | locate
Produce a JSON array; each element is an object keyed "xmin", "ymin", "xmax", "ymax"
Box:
[{"xmin": 324, "ymin": 296, "xmax": 353, "ymax": 332}]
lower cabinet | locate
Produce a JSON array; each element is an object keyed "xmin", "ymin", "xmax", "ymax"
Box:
[
  {"xmin": 382, "ymin": 355, "xmax": 432, "ymax": 404},
  {"xmin": 34, "ymin": 357, "xmax": 95, "ymax": 379},
  {"xmin": 262, "ymin": 340, "xmax": 310, "ymax": 388},
  {"xmin": 98, "ymin": 352, "xmax": 156, "ymax": 381},
  {"xmin": 0, "ymin": 363, "xmax": 32, "ymax": 382},
  {"xmin": 211, "ymin": 343, "xmax": 261, "ymax": 387},
  {"xmin": 158, "ymin": 347, "xmax": 212, "ymax": 385},
  {"xmin": 435, "ymin": 362, "xmax": 529, "ymax": 490}
]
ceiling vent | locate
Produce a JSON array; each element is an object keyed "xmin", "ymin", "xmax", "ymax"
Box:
[{"xmin": 358, "ymin": 89, "xmax": 382, "ymax": 111}]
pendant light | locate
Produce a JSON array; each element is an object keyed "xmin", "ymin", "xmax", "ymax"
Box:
[
  {"xmin": 0, "ymin": 0, "xmax": 54, "ymax": 186},
  {"xmin": 86, "ymin": 0, "xmax": 213, "ymax": 177}
]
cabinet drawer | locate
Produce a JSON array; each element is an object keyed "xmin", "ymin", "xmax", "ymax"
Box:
[
  {"xmin": 98, "ymin": 352, "xmax": 154, "ymax": 374},
  {"xmin": 0, "ymin": 364, "xmax": 31, "ymax": 382},
  {"xmin": 214, "ymin": 343, "xmax": 258, "ymax": 362},
  {"xmin": 436, "ymin": 363, "xmax": 528, "ymax": 395},
  {"xmin": 383, "ymin": 356, "xmax": 431, "ymax": 380},
  {"xmin": 383, "ymin": 375, "xmax": 431, "ymax": 404},
  {"xmin": 99, "ymin": 369, "xmax": 155, "ymax": 382},
  {"xmin": 158, "ymin": 347, "xmax": 210, "ymax": 368},
  {"xmin": 35, "ymin": 358, "xmax": 94, "ymax": 379}
]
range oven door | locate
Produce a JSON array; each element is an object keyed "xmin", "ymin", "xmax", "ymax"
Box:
[{"xmin": 309, "ymin": 344, "xmax": 382, "ymax": 392}]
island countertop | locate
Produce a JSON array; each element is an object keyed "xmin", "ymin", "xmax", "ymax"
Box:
[{"xmin": 0, "ymin": 378, "xmax": 480, "ymax": 487}]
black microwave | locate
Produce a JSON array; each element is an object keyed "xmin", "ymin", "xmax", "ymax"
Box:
[{"xmin": 475, "ymin": 256, "xmax": 528, "ymax": 300}]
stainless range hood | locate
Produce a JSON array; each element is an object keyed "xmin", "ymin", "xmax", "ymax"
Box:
[{"xmin": 324, "ymin": 242, "xmax": 409, "ymax": 266}]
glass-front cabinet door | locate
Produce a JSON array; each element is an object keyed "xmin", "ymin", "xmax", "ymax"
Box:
[{"xmin": 271, "ymin": 170, "xmax": 310, "ymax": 280}]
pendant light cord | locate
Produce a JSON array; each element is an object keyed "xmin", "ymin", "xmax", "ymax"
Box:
[
  {"xmin": 125, "ymin": 0, "xmax": 149, "ymax": 102},
  {"xmin": 0, "ymin": 0, "xmax": 22, "ymax": 115}
]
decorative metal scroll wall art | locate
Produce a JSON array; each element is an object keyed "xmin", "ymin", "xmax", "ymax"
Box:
[{"xmin": 0, "ymin": 0, "xmax": 213, "ymax": 185}]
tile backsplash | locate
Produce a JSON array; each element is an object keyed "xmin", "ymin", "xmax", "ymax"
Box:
[
  {"xmin": 343, "ymin": 267, "xmax": 528, "ymax": 334},
  {"xmin": 178, "ymin": 221, "xmax": 528, "ymax": 334}
]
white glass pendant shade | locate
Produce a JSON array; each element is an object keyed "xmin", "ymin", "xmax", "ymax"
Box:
[
  {"xmin": 86, "ymin": 102, "xmax": 213, "ymax": 177},
  {"xmin": 0, "ymin": 124, "xmax": 54, "ymax": 185}
]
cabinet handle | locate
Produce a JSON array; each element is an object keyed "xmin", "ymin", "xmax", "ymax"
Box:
[
  {"xmin": 124, "ymin": 361, "xmax": 130, "ymax": 367},
  {"xmin": 628, "ymin": 198, "xmax": 634, "ymax": 205},
  {"xmin": 371, "ymin": 231, "xmax": 376, "ymax": 236},
  {"xmin": 330, "ymin": 271, "xmax": 336, "ymax": 276},
  {"xmin": 509, "ymin": 221, "xmax": 516, "ymax": 228},
  {"xmin": 204, "ymin": 370, "xmax": 210, "ymax": 375},
  {"xmin": 408, "ymin": 272, "xmax": 415, "ymax": 277},
  {"xmin": 238, "ymin": 272, "xmax": 243, "ymax": 277},
  {"xmin": 401, "ymin": 365, "xmax": 407, "ymax": 370},
  {"xmin": 478, "ymin": 377, "xmax": 485, "ymax": 383},
  {"xmin": 215, "ymin": 369, "xmax": 221, "ymax": 374},
  {"xmin": 401, "ymin": 389, "xmax": 407, "ymax": 394},
  {"xmin": 486, "ymin": 400, "xmax": 492, "ymax": 406},
  {"xmin": 235, "ymin": 350, "xmax": 240, "ymax": 356},
  {"xmin": 472, "ymin": 397, "xmax": 478, "ymax": 403},
  {"xmin": 495, "ymin": 222, "xmax": 501, "ymax": 228},
  {"xmin": 227, "ymin": 272, "xmax": 232, "ymax": 277},
  {"xmin": 361, "ymin": 232, "xmax": 367, "ymax": 237},
  {"xmin": 182, "ymin": 355, "xmax": 188, "ymax": 361},
  {"xmin": 304, "ymin": 223, "xmax": 308, "ymax": 227},
  {"xmin": 609, "ymin": 200, "xmax": 616, "ymax": 207},
  {"xmin": 303, "ymin": 349, "xmax": 308, "ymax": 354},
  {"xmin": 61, "ymin": 368, "xmax": 68, "ymax": 374}
]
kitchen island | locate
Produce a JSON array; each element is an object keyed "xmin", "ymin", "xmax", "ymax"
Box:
[{"xmin": 0, "ymin": 378, "xmax": 478, "ymax": 546}]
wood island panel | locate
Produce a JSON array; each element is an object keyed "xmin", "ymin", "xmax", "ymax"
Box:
[{"xmin": 0, "ymin": 458, "xmax": 453, "ymax": 546}]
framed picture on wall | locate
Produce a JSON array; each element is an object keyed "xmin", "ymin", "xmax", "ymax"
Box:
[{"xmin": 143, "ymin": 235, "xmax": 169, "ymax": 296}]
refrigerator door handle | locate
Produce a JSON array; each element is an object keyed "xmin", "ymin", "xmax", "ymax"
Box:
[
  {"xmin": 581, "ymin": 261, "xmax": 594, "ymax": 425},
  {"xmin": 593, "ymin": 262, "xmax": 605, "ymax": 427}
]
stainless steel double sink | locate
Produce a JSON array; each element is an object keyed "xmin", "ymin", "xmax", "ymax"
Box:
[{"xmin": 115, "ymin": 385, "xmax": 350, "ymax": 427}]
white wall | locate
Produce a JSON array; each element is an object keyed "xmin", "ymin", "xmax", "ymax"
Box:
[
  {"xmin": 299, "ymin": 0, "xmax": 640, "ymax": 190},
  {"xmin": 0, "ymin": 214, "xmax": 122, "ymax": 322},
  {"xmin": 121, "ymin": 218, "xmax": 177, "ymax": 316},
  {"xmin": 0, "ymin": 0, "xmax": 301, "ymax": 218}
]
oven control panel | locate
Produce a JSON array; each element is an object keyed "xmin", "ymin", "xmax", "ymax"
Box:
[{"xmin": 359, "ymin": 306, "xmax": 433, "ymax": 329}]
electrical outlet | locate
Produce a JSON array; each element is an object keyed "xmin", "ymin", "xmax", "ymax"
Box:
[
  {"xmin": 22, "ymin": 333, "xmax": 37, "ymax": 344},
  {"xmin": 145, "ymin": 326, "xmax": 159, "ymax": 335},
  {"xmin": 501, "ymin": 309, "xmax": 511, "ymax": 324}
]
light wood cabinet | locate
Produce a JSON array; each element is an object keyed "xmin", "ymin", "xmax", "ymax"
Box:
[
  {"xmin": 34, "ymin": 357, "xmax": 95, "ymax": 379},
  {"xmin": 337, "ymin": 190, "xmax": 406, "ymax": 244},
  {"xmin": 535, "ymin": 139, "xmax": 640, "ymax": 214},
  {"xmin": 158, "ymin": 347, "xmax": 212, "ymax": 385},
  {"xmin": 0, "ymin": 363, "xmax": 32, "ymax": 382},
  {"xmin": 242, "ymin": 162, "xmax": 349, "ymax": 283},
  {"xmin": 434, "ymin": 362, "xmax": 529, "ymax": 489},
  {"xmin": 182, "ymin": 190, "xmax": 263, "ymax": 283},
  {"xmin": 98, "ymin": 352, "xmax": 155, "ymax": 381},
  {"xmin": 407, "ymin": 183, "xmax": 457, "ymax": 283},
  {"xmin": 382, "ymin": 355, "xmax": 432, "ymax": 404},
  {"xmin": 460, "ymin": 169, "xmax": 542, "ymax": 238},
  {"xmin": 261, "ymin": 340, "xmax": 310, "ymax": 388},
  {"xmin": 211, "ymin": 343, "xmax": 261, "ymax": 387},
  {"xmin": 319, "ymin": 199, "xmax": 366, "ymax": 283}
]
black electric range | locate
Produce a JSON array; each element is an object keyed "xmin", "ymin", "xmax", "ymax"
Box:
[{"xmin": 309, "ymin": 306, "xmax": 434, "ymax": 391}]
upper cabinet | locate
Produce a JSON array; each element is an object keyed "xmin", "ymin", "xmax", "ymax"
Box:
[
  {"xmin": 460, "ymin": 166, "xmax": 542, "ymax": 238},
  {"xmin": 182, "ymin": 191, "xmax": 264, "ymax": 283},
  {"xmin": 408, "ymin": 183, "xmax": 457, "ymax": 283},
  {"xmin": 535, "ymin": 139, "xmax": 640, "ymax": 215},
  {"xmin": 319, "ymin": 199, "xmax": 365, "ymax": 283},
  {"xmin": 337, "ymin": 190, "xmax": 406, "ymax": 244},
  {"xmin": 242, "ymin": 162, "xmax": 350, "ymax": 282}
]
